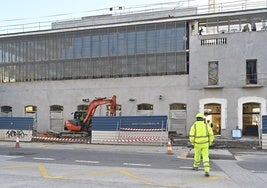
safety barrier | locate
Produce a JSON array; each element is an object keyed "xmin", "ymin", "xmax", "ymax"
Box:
[
  {"xmin": 91, "ymin": 116, "xmax": 168, "ymax": 145},
  {"xmin": 32, "ymin": 136, "xmax": 89, "ymax": 144},
  {"xmin": 0, "ymin": 117, "xmax": 34, "ymax": 141},
  {"xmin": 262, "ymin": 115, "xmax": 267, "ymax": 149}
]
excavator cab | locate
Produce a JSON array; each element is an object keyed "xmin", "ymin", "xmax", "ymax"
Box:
[
  {"xmin": 64, "ymin": 111, "xmax": 91, "ymax": 132},
  {"xmin": 73, "ymin": 111, "xmax": 86, "ymax": 121}
]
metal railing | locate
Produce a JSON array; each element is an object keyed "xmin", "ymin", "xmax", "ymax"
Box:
[
  {"xmin": 200, "ymin": 37, "xmax": 227, "ymax": 46},
  {"xmin": 0, "ymin": 0, "xmax": 267, "ymax": 35},
  {"xmin": 243, "ymin": 73, "xmax": 267, "ymax": 86}
]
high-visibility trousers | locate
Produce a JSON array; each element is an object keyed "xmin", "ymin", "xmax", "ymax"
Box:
[{"xmin": 193, "ymin": 144, "xmax": 210, "ymax": 173}]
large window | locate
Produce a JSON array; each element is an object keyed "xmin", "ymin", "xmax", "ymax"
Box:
[
  {"xmin": 0, "ymin": 21, "xmax": 187, "ymax": 83},
  {"xmin": 208, "ymin": 61, "xmax": 219, "ymax": 86},
  {"xmin": 246, "ymin": 59, "xmax": 257, "ymax": 84}
]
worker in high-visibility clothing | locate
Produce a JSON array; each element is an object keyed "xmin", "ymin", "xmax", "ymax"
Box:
[
  {"xmin": 189, "ymin": 112, "xmax": 214, "ymax": 177},
  {"xmin": 207, "ymin": 120, "xmax": 213, "ymax": 128}
]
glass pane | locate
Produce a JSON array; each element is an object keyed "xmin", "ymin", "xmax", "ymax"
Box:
[{"xmin": 246, "ymin": 59, "xmax": 257, "ymax": 84}]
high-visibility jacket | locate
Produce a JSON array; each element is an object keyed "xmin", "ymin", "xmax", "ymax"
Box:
[
  {"xmin": 207, "ymin": 122, "xmax": 213, "ymax": 128},
  {"xmin": 189, "ymin": 120, "xmax": 214, "ymax": 146}
]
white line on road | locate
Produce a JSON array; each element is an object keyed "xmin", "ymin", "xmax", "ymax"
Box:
[
  {"xmin": 180, "ymin": 166, "xmax": 212, "ymax": 170},
  {"xmin": 75, "ymin": 160, "xmax": 99, "ymax": 164},
  {"xmin": 0, "ymin": 155, "xmax": 23, "ymax": 158},
  {"xmin": 33, "ymin": 157, "xmax": 55, "ymax": 161},
  {"xmin": 123, "ymin": 163, "xmax": 151, "ymax": 167}
]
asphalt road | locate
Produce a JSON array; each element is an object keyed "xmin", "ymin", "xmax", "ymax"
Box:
[{"xmin": 0, "ymin": 142, "xmax": 266, "ymax": 188}]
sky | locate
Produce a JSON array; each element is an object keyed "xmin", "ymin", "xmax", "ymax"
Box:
[{"xmin": 0, "ymin": 0, "xmax": 210, "ymax": 24}]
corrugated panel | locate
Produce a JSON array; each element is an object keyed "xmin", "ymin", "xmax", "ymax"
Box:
[
  {"xmin": 92, "ymin": 116, "xmax": 168, "ymax": 131},
  {"xmin": 262, "ymin": 134, "xmax": 267, "ymax": 149},
  {"xmin": 92, "ymin": 131, "xmax": 168, "ymax": 145},
  {"xmin": 0, "ymin": 117, "xmax": 34, "ymax": 130},
  {"xmin": 91, "ymin": 131, "xmax": 118, "ymax": 144},
  {"xmin": 120, "ymin": 116, "xmax": 167, "ymax": 130},
  {"xmin": 91, "ymin": 116, "xmax": 168, "ymax": 145},
  {"xmin": 91, "ymin": 117, "xmax": 120, "ymax": 131},
  {"xmin": 262, "ymin": 115, "xmax": 267, "ymax": 134}
]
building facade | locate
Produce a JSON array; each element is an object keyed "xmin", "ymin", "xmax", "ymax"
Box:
[{"xmin": 0, "ymin": 1, "xmax": 266, "ymax": 139}]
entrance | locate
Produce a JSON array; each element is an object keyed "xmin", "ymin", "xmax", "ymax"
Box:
[
  {"xmin": 50, "ymin": 105, "xmax": 64, "ymax": 132},
  {"xmin": 242, "ymin": 103, "xmax": 260, "ymax": 136},
  {"xmin": 204, "ymin": 103, "xmax": 221, "ymax": 135},
  {"xmin": 25, "ymin": 105, "xmax": 37, "ymax": 131}
]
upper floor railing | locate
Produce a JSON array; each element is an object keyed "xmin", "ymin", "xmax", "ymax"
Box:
[
  {"xmin": 242, "ymin": 73, "xmax": 267, "ymax": 87},
  {"xmin": 0, "ymin": 0, "xmax": 267, "ymax": 35}
]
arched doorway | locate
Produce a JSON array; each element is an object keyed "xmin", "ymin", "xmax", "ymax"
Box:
[
  {"xmin": 242, "ymin": 103, "xmax": 260, "ymax": 136},
  {"xmin": 50, "ymin": 105, "xmax": 64, "ymax": 132},
  {"xmin": 137, "ymin": 103, "xmax": 153, "ymax": 116},
  {"xmin": 204, "ymin": 103, "xmax": 221, "ymax": 135},
  {"xmin": 169, "ymin": 103, "xmax": 187, "ymax": 137},
  {"xmin": 238, "ymin": 97, "xmax": 266, "ymax": 138},
  {"xmin": 25, "ymin": 105, "xmax": 37, "ymax": 131},
  {"xmin": 200, "ymin": 98, "xmax": 226, "ymax": 136}
]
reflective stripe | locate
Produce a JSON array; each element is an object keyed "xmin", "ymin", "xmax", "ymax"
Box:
[
  {"xmin": 193, "ymin": 141, "xmax": 209, "ymax": 144},
  {"xmin": 195, "ymin": 135, "xmax": 209, "ymax": 138}
]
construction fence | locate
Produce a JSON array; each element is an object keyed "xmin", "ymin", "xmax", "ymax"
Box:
[
  {"xmin": 262, "ymin": 115, "xmax": 267, "ymax": 149},
  {"xmin": 0, "ymin": 116, "xmax": 168, "ymax": 145},
  {"xmin": 0, "ymin": 117, "xmax": 34, "ymax": 142},
  {"xmin": 91, "ymin": 116, "xmax": 168, "ymax": 145}
]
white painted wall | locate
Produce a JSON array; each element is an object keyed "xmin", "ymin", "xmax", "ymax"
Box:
[{"xmin": 0, "ymin": 75, "xmax": 189, "ymax": 132}]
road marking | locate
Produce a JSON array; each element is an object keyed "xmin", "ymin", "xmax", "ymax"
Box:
[
  {"xmin": 119, "ymin": 169, "xmax": 154, "ymax": 185},
  {"xmin": 180, "ymin": 166, "xmax": 203, "ymax": 170},
  {"xmin": 75, "ymin": 160, "xmax": 99, "ymax": 164},
  {"xmin": 36, "ymin": 164, "xmax": 65, "ymax": 179},
  {"xmin": 136, "ymin": 151, "xmax": 165, "ymax": 154},
  {"xmin": 180, "ymin": 166, "xmax": 213, "ymax": 170},
  {"xmin": 0, "ymin": 155, "xmax": 23, "ymax": 158},
  {"xmin": 123, "ymin": 163, "xmax": 151, "ymax": 167},
  {"xmin": 251, "ymin": 170, "xmax": 267, "ymax": 174},
  {"xmin": 33, "ymin": 157, "xmax": 55, "ymax": 161}
]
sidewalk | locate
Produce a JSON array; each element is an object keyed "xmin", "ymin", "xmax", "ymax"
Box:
[{"xmin": 173, "ymin": 135, "xmax": 260, "ymax": 149}]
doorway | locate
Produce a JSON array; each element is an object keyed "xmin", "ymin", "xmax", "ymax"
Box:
[
  {"xmin": 242, "ymin": 103, "xmax": 260, "ymax": 136},
  {"xmin": 50, "ymin": 105, "xmax": 64, "ymax": 132},
  {"xmin": 25, "ymin": 105, "xmax": 37, "ymax": 131},
  {"xmin": 204, "ymin": 103, "xmax": 221, "ymax": 135}
]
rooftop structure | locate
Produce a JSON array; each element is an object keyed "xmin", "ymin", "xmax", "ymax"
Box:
[{"xmin": 0, "ymin": 0, "xmax": 267, "ymax": 34}]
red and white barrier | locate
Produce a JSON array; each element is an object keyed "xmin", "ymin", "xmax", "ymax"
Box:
[
  {"xmin": 120, "ymin": 128, "xmax": 165, "ymax": 132},
  {"xmin": 32, "ymin": 136, "xmax": 89, "ymax": 143}
]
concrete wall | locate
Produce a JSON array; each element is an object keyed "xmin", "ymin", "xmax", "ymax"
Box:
[
  {"xmin": 189, "ymin": 30, "xmax": 267, "ymax": 137},
  {"xmin": 0, "ymin": 30, "xmax": 266, "ymax": 138},
  {"xmin": 190, "ymin": 31, "xmax": 267, "ymax": 88},
  {"xmin": 0, "ymin": 75, "xmax": 190, "ymax": 132}
]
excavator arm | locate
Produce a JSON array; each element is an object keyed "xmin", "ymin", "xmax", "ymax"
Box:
[
  {"xmin": 83, "ymin": 95, "xmax": 116, "ymax": 123},
  {"xmin": 64, "ymin": 95, "xmax": 116, "ymax": 132}
]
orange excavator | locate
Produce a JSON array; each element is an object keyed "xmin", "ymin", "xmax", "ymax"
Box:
[{"xmin": 63, "ymin": 95, "xmax": 116, "ymax": 136}]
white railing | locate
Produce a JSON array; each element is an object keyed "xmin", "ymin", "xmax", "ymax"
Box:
[
  {"xmin": 0, "ymin": 0, "xmax": 267, "ymax": 35},
  {"xmin": 243, "ymin": 73, "xmax": 267, "ymax": 86}
]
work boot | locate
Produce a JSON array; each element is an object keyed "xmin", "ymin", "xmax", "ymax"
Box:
[
  {"xmin": 192, "ymin": 167, "xmax": 198, "ymax": 171},
  {"xmin": 205, "ymin": 172, "xmax": 210, "ymax": 177}
]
